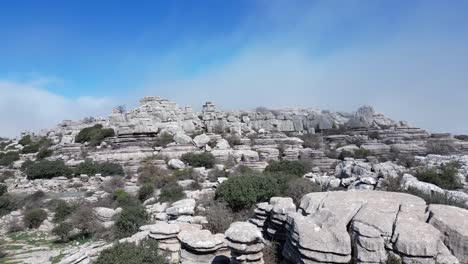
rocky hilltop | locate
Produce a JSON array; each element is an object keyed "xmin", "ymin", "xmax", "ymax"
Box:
[{"xmin": 0, "ymin": 96, "xmax": 467, "ymax": 264}]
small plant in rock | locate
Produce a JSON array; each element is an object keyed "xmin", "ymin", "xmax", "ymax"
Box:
[
  {"xmin": 153, "ymin": 132, "xmax": 174, "ymax": 147},
  {"xmin": 180, "ymin": 152, "xmax": 215, "ymax": 168},
  {"xmin": 300, "ymin": 134, "xmax": 322, "ymax": 149},
  {"xmin": 75, "ymin": 124, "xmax": 115, "ymax": 146},
  {"xmin": 0, "ymin": 184, "xmax": 7, "ymax": 196},
  {"xmin": 18, "ymin": 135, "xmax": 32, "ymax": 146},
  {"xmin": 202, "ymin": 201, "xmax": 252, "ymax": 234},
  {"xmin": 70, "ymin": 204, "xmax": 101, "ymax": 237},
  {"xmin": 285, "ymin": 178, "xmax": 321, "ymax": 205},
  {"xmin": 103, "ymin": 176, "xmax": 125, "ymax": 193},
  {"xmin": 172, "ymin": 168, "xmax": 195, "ymax": 180},
  {"xmin": 138, "ymin": 184, "xmax": 154, "ymax": 202},
  {"xmin": 415, "ymin": 163, "xmax": 462, "ymax": 190},
  {"xmin": 263, "ymin": 241, "xmax": 281, "ymax": 264},
  {"xmin": 23, "ymin": 208, "xmax": 48, "ymax": 229},
  {"xmin": 215, "ymin": 174, "xmax": 279, "ymax": 211},
  {"xmin": 0, "ymin": 151, "xmax": 20, "ymax": 166},
  {"xmin": 95, "ymin": 239, "xmax": 167, "ymax": 264},
  {"xmin": 36, "ymin": 148, "xmax": 53, "ymax": 160},
  {"xmin": 380, "ymin": 175, "xmax": 404, "ymax": 192},
  {"xmin": 158, "ymin": 182, "xmax": 185, "ymax": 203},
  {"xmin": 137, "ymin": 164, "xmax": 171, "ymax": 188},
  {"xmin": 264, "ymin": 160, "xmax": 308, "ymax": 177},
  {"xmin": 52, "ymin": 222, "xmax": 73, "ymax": 242},
  {"xmin": 25, "ymin": 160, "xmax": 72, "ymax": 179},
  {"xmin": 52, "ymin": 200, "xmax": 77, "ymax": 223},
  {"xmin": 114, "ymin": 202, "xmax": 149, "ymax": 238}
]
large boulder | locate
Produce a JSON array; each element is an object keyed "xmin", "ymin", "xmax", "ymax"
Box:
[
  {"xmin": 428, "ymin": 204, "xmax": 468, "ymax": 263},
  {"xmin": 193, "ymin": 134, "xmax": 211, "ymax": 148}
]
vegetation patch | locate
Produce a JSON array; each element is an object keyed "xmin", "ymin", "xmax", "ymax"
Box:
[
  {"xmin": 24, "ymin": 160, "xmax": 72, "ymax": 180},
  {"xmin": 75, "ymin": 124, "xmax": 115, "ymax": 146},
  {"xmin": 264, "ymin": 160, "xmax": 308, "ymax": 177},
  {"xmin": 95, "ymin": 239, "xmax": 167, "ymax": 264},
  {"xmin": 74, "ymin": 159, "xmax": 124, "ymax": 176},
  {"xmin": 415, "ymin": 162, "xmax": 462, "ymax": 190},
  {"xmin": 0, "ymin": 151, "xmax": 20, "ymax": 166},
  {"xmin": 181, "ymin": 152, "xmax": 215, "ymax": 168}
]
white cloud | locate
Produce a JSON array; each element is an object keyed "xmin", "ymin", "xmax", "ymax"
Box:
[{"xmin": 0, "ymin": 79, "xmax": 113, "ymax": 137}]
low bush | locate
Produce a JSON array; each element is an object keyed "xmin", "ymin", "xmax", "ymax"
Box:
[
  {"xmin": 36, "ymin": 148, "xmax": 53, "ymax": 160},
  {"xmin": 103, "ymin": 177, "xmax": 125, "ymax": 193},
  {"xmin": 380, "ymin": 176, "xmax": 404, "ymax": 192},
  {"xmin": 0, "ymin": 170, "xmax": 14, "ymax": 182},
  {"xmin": 137, "ymin": 164, "xmax": 171, "ymax": 188},
  {"xmin": 23, "ymin": 208, "xmax": 47, "ymax": 229},
  {"xmin": 25, "ymin": 160, "xmax": 72, "ymax": 179},
  {"xmin": 339, "ymin": 149, "xmax": 370, "ymax": 160},
  {"xmin": 18, "ymin": 135, "xmax": 32, "ymax": 146},
  {"xmin": 215, "ymin": 174, "xmax": 279, "ymax": 211},
  {"xmin": 52, "ymin": 222, "xmax": 73, "ymax": 242},
  {"xmin": 0, "ymin": 151, "xmax": 20, "ymax": 166},
  {"xmin": 263, "ymin": 241, "xmax": 281, "ymax": 264},
  {"xmin": 158, "ymin": 182, "xmax": 185, "ymax": 203},
  {"xmin": 300, "ymin": 133, "xmax": 322, "ymax": 149},
  {"xmin": 95, "ymin": 239, "xmax": 167, "ymax": 264},
  {"xmin": 225, "ymin": 134, "xmax": 242, "ymax": 146},
  {"xmin": 74, "ymin": 159, "xmax": 124, "ymax": 176},
  {"xmin": 0, "ymin": 184, "xmax": 7, "ymax": 196},
  {"xmin": 21, "ymin": 143, "xmax": 40, "ymax": 154},
  {"xmin": 264, "ymin": 160, "xmax": 308, "ymax": 177},
  {"xmin": 21, "ymin": 137, "xmax": 52, "ymax": 154},
  {"xmin": 173, "ymin": 168, "xmax": 195, "ymax": 180},
  {"xmin": 75, "ymin": 124, "xmax": 115, "ymax": 146},
  {"xmin": 70, "ymin": 204, "xmax": 101, "ymax": 237},
  {"xmin": 114, "ymin": 203, "xmax": 149, "ymax": 238},
  {"xmin": 415, "ymin": 163, "xmax": 462, "ymax": 190},
  {"xmin": 454, "ymin": 135, "xmax": 468, "ymax": 141},
  {"xmin": 203, "ymin": 202, "xmax": 252, "ymax": 234},
  {"xmin": 285, "ymin": 178, "xmax": 321, "ymax": 205},
  {"xmin": 52, "ymin": 200, "xmax": 77, "ymax": 223},
  {"xmin": 113, "ymin": 189, "xmax": 132, "ymax": 206},
  {"xmin": 0, "ymin": 194, "xmax": 22, "ymax": 217},
  {"xmin": 181, "ymin": 152, "xmax": 215, "ymax": 168},
  {"xmin": 153, "ymin": 132, "xmax": 174, "ymax": 147},
  {"xmin": 138, "ymin": 184, "xmax": 154, "ymax": 202}
]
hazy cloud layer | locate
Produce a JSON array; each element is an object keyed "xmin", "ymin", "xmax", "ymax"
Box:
[
  {"xmin": 0, "ymin": 80, "xmax": 113, "ymax": 137},
  {"xmin": 142, "ymin": 1, "xmax": 468, "ymax": 134}
]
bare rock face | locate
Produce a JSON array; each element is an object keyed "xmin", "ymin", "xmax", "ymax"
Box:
[
  {"xmin": 428, "ymin": 204, "xmax": 468, "ymax": 263},
  {"xmin": 166, "ymin": 198, "xmax": 196, "ymax": 218},
  {"xmin": 178, "ymin": 229, "xmax": 228, "ymax": 263},
  {"xmin": 278, "ymin": 191, "xmax": 465, "ymax": 264}
]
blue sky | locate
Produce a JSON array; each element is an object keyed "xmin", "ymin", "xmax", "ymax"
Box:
[{"xmin": 1, "ymin": 0, "xmax": 468, "ymax": 136}]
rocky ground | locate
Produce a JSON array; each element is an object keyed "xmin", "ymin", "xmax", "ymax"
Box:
[{"xmin": 0, "ymin": 96, "xmax": 467, "ymax": 264}]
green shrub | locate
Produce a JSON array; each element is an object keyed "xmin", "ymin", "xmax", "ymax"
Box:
[
  {"xmin": 264, "ymin": 160, "xmax": 308, "ymax": 176},
  {"xmin": 95, "ymin": 239, "xmax": 167, "ymax": 264},
  {"xmin": 415, "ymin": 163, "xmax": 462, "ymax": 190},
  {"xmin": 0, "ymin": 151, "xmax": 20, "ymax": 166},
  {"xmin": 36, "ymin": 148, "xmax": 53, "ymax": 160},
  {"xmin": 23, "ymin": 208, "xmax": 47, "ymax": 229},
  {"xmin": 454, "ymin": 135, "xmax": 468, "ymax": 141},
  {"xmin": 52, "ymin": 222, "xmax": 73, "ymax": 242},
  {"xmin": 113, "ymin": 189, "xmax": 132, "ymax": 206},
  {"xmin": 153, "ymin": 132, "xmax": 174, "ymax": 147},
  {"xmin": 285, "ymin": 178, "xmax": 321, "ymax": 205},
  {"xmin": 159, "ymin": 182, "xmax": 185, "ymax": 203},
  {"xmin": 181, "ymin": 152, "xmax": 215, "ymax": 168},
  {"xmin": 203, "ymin": 201, "xmax": 252, "ymax": 234},
  {"xmin": 173, "ymin": 168, "xmax": 195, "ymax": 180},
  {"xmin": 0, "ymin": 184, "xmax": 7, "ymax": 196},
  {"xmin": 21, "ymin": 143, "xmax": 40, "ymax": 154},
  {"xmin": 0, "ymin": 194, "xmax": 21, "ymax": 217},
  {"xmin": 53, "ymin": 200, "xmax": 77, "ymax": 223},
  {"xmin": 70, "ymin": 204, "xmax": 100, "ymax": 236},
  {"xmin": 75, "ymin": 124, "xmax": 115, "ymax": 146},
  {"xmin": 380, "ymin": 176, "xmax": 404, "ymax": 192},
  {"xmin": 215, "ymin": 174, "xmax": 279, "ymax": 211},
  {"xmin": 114, "ymin": 203, "xmax": 149, "ymax": 238},
  {"xmin": 137, "ymin": 164, "xmax": 171, "ymax": 188},
  {"xmin": 339, "ymin": 149, "xmax": 370, "ymax": 160},
  {"xmin": 25, "ymin": 160, "xmax": 72, "ymax": 179},
  {"xmin": 138, "ymin": 184, "xmax": 154, "ymax": 202},
  {"xmin": 300, "ymin": 134, "xmax": 322, "ymax": 149},
  {"xmin": 74, "ymin": 159, "xmax": 124, "ymax": 176},
  {"xmin": 225, "ymin": 134, "xmax": 242, "ymax": 146},
  {"xmin": 18, "ymin": 135, "xmax": 32, "ymax": 146}
]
